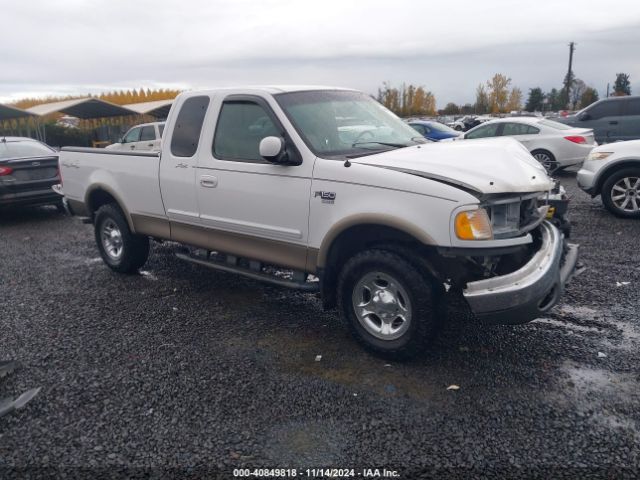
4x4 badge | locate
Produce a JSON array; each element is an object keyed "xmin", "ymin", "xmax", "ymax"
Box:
[{"xmin": 314, "ymin": 191, "xmax": 336, "ymax": 204}]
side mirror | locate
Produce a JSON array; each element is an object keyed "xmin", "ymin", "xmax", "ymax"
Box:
[
  {"xmin": 259, "ymin": 136, "xmax": 289, "ymax": 164},
  {"xmin": 579, "ymin": 112, "xmax": 590, "ymax": 121}
]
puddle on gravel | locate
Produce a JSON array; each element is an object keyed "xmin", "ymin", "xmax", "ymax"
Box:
[{"xmin": 257, "ymin": 332, "xmax": 439, "ymax": 401}]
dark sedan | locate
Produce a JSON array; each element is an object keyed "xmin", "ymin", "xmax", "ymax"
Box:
[{"xmin": 0, "ymin": 137, "xmax": 62, "ymax": 210}]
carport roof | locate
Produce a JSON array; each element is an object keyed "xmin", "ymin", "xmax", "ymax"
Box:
[
  {"xmin": 0, "ymin": 103, "xmax": 36, "ymax": 120},
  {"xmin": 123, "ymin": 99, "xmax": 173, "ymax": 118},
  {"xmin": 26, "ymin": 98, "xmax": 136, "ymax": 118}
]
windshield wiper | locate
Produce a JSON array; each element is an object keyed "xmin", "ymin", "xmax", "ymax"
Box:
[{"xmin": 351, "ymin": 141, "xmax": 408, "ymax": 149}]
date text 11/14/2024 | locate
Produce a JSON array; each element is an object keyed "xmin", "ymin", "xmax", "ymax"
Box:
[{"xmin": 232, "ymin": 468, "xmax": 400, "ymax": 478}]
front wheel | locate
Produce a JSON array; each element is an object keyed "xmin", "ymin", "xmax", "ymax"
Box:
[
  {"xmin": 94, "ymin": 203, "xmax": 150, "ymax": 273},
  {"xmin": 601, "ymin": 168, "xmax": 640, "ymax": 218},
  {"xmin": 337, "ymin": 249, "xmax": 441, "ymax": 359}
]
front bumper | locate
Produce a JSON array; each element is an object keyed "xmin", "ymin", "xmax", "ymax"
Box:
[
  {"xmin": 463, "ymin": 221, "xmax": 579, "ymax": 325},
  {"xmin": 0, "ymin": 188, "xmax": 62, "ymax": 208},
  {"xmin": 577, "ymin": 168, "xmax": 597, "ymax": 195}
]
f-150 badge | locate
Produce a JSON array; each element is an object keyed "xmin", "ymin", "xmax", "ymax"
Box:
[{"xmin": 315, "ymin": 191, "xmax": 336, "ymax": 204}]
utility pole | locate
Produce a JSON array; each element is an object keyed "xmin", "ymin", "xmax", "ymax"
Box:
[
  {"xmin": 606, "ymin": 83, "xmax": 610, "ymax": 98},
  {"xmin": 563, "ymin": 42, "xmax": 576, "ymax": 109}
]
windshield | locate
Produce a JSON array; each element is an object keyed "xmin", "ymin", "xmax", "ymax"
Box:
[
  {"xmin": 0, "ymin": 140, "xmax": 55, "ymax": 160},
  {"xmin": 275, "ymin": 90, "xmax": 426, "ymax": 158},
  {"xmin": 539, "ymin": 119, "xmax": 573, "ymax": 130}
]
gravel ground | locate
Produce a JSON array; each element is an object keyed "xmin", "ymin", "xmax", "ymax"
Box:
[{"xmin": 1, "ymin": 173, "xmax": 639, "ymax": 479}]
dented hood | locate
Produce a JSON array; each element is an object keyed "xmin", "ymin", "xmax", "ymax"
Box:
[{"xmin": 352, "ymin": 137, "xmax": 553, "ymax": 195}]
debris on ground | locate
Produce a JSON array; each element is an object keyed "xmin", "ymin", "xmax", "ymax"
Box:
[
  {"xmin": 0, "ymin": 387, "xmax": 42, "ymax": 418},
  {"xmin": 315, "ymin": 355, "xmax": 322, "ymax": 362},
  {"xmin": 597, "ymin": 352, "xmax": 607, "ymax": 358},
  {"xmin": 446, "ymin": 385, "xmax": 461, "ymax": 391}
]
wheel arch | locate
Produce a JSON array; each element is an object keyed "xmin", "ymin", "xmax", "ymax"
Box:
[
  {"xmin": 315, "ymin": 216, "xmax": 438, "ymax": 309},
  {"xmin": 594, "ymin": 159, "xmax": 640, "ymax": 196},
  {"xmin": 85, "ymin": 184, "xmax": 135, "ymax": 232}
]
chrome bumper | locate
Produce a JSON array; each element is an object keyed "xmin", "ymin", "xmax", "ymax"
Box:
[{"xmin": 463, "ymin": 221, "xmax": 579, "ymax": 325}]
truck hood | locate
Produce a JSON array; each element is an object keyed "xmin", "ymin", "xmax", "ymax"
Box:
[{"xmin": 351, "ymin": 137, "xmax": 553, "ymax": 195}]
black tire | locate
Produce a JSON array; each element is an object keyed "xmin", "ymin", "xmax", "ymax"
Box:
[
  {"xmin": 531, "ymin": 149, "xmax": 558, "ymax": 173},
  {"xmin": 337, "ymin": 248, "xmax": 442, "ymax": 360},
  {"xmin": 601, "ymin": 168, "xmax": 640, "ymax": 219},
  {"xmin": 94, "ymin": 203, "xmax": 149, "ymax": 273}
]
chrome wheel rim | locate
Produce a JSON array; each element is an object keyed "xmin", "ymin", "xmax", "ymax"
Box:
[
  {"xmin": 533, "ymin": 152, "xmax": 555, "ymax": 171},
  {"xmin": 351, "ymin": 272, "xmax": 411, "ymax": 341},
  {"xmin": 611, "ymin": 177, "xmax": 640, "ymax": 212},
  {"xmin": 101, "ymin": 219, "xmax": 123, "ymax": 260}
]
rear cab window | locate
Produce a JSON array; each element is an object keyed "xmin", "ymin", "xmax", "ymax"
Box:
[{"xmin": 170, "ymin": 96, "xmax": 211, "ymax": 157}]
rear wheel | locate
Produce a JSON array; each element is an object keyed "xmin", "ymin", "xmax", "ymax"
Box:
[
  {"xmin": 531, "ymin": 149, "xmax": 558, "ymax": 173},
  {"xmin": 337, "ymin": 249, "xmax": 441, "ymax": 360},
  {"xmin": 601, "ymin": 168, "xmax": 640, "ymax": 218},
  {"xmin": 94, "ymin": 203, "xmax": 149, "ymax": 273}
]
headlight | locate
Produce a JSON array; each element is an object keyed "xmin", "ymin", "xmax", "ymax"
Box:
[
  {"xmin": 455, "ymin": 208, "xmax": 493, "ymax": 240},
  {"xmin": 586, "ymin": 151, "xmax": 613, "ymax": 161}
]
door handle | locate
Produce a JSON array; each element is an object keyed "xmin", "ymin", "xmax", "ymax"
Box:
[
  {"xmin": 175, "ymin": 163, "xmax": 188, "ymax": 168},
  {"xmin": 130, "ymin": 145, "xmax": 135, "ymax": 150},
  {"xmin": 609, "ymin": 121, "xmax": 618, "ymax": 125},
  {"xmin": 148, "ymin": 143, "xmax": 154, "ymax": 147},
  {"xmin": 200, "ymin": 175, "xmax": 218, "ymax": 188}
]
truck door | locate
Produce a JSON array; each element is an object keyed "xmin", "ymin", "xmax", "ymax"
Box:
[
  {"xmin": 194, "ymin": 95, "xmax": 313, "ymax": 271},
  {"xmin": 159, "ymin": 95, "xmax": 211, "ymax": 223}
]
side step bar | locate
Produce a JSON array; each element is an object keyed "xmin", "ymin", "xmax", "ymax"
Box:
[{"xmin": 175, "ymin": 252, "xmax": 319, "ymax": 292}]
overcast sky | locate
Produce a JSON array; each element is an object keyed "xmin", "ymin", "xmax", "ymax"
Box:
[{"xmin": 2, "ymin": 0, "xmax": 640, "ymax": 106}]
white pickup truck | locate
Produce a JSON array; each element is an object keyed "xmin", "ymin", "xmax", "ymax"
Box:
[{"xmin": 58, "ymin": 86, "xmax": 579, "ymax": 359}]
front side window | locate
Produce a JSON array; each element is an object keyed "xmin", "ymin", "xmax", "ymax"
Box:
[
  {"xmin": 502, "ymin": 123, "xmax": 539, "ymax": 136},
  {"xmin": 276, "ymin": 90, "xmax": 425, "ymax": 159},
  {"xmin": 123, "ymin": 127, "xmax": 141, "ymax": 143},
  {"xmin": 587, "ymin": 100, "xmax": 622, "ymax": 120},
  {"xmin": 140, "ymin": 126, "xmax": 155, "ymax": 141},
  {"xmin": 213, "ymin": 101, "xmax": 279, "ymax": 162},
  {"xmin": 466, "ymin": 123, "xmax": 500, "ymax": 139},
  {"xmin": 158, "ymin": 123, "xmax": 165, "ymax": 137},
  {"xmin": 170, "ymin": 96, "xmax": 210, "ymax": 157}
]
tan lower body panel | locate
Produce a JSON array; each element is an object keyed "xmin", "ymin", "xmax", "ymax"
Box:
[
  {"xmin": 131, "ymin": 214, "xmax": 171, "ymax": 238},
  {"xmin": 171, "ymin": 220, "xmax": 312, "ymax": 272}
]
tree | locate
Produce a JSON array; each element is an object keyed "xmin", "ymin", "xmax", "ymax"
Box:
[
  {"xmin": 376, "ymin": 82, "xmax": 435, "ymax": 116},
  {"xmin": 486, "ymin": 73, "xmax": 511, "ymax": 113},
  {"xmin": 460, "ymin": 103, "xmax": 474, "ymax": 115},
  {"xmin": 570, "ymin": 79, "xmax": 587, "ymax": 110},
  {"xmin": 613, "ymin": 73, "xmax": 631, "ymax": 96},
  {"xmin": 546, "ymin": 88, "xmax": 564, "ymax": 111},
  {"xmin": 525, "ymin": 88, "xmax": 545, "ymax": 112},
  {"xmin": 442, "ymin": 102, "xmax": 460, "ymax": 115},
  {"xmin": 506, "ymin": 88, "xmax": 523, "ymax": 112},
  {"xmin": 580, "ymin": 87, "xmax": 599, "ymax": 108},
  {"xmin": 474, "ymin": 84, "xmax": 490, "ymax": 114}
]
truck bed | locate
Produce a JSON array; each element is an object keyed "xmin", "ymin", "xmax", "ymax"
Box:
[{"xmin": 59, "ymin": 147, "xmax": 166, "ymax": 221}]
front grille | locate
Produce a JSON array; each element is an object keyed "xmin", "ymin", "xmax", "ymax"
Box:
[{"xmin": 486, "ymin": 194, "xmax": 544, "ymax": 239}]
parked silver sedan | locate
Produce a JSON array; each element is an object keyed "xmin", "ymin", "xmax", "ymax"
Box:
[{"xmin": 459, "ymin": 117, "xmax": 597, "ymax": 172}]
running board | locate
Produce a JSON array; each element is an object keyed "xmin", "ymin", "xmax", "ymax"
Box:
[{"xmin": 175, "ymin": 252, "xmax": 319, "ymax": 292}]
